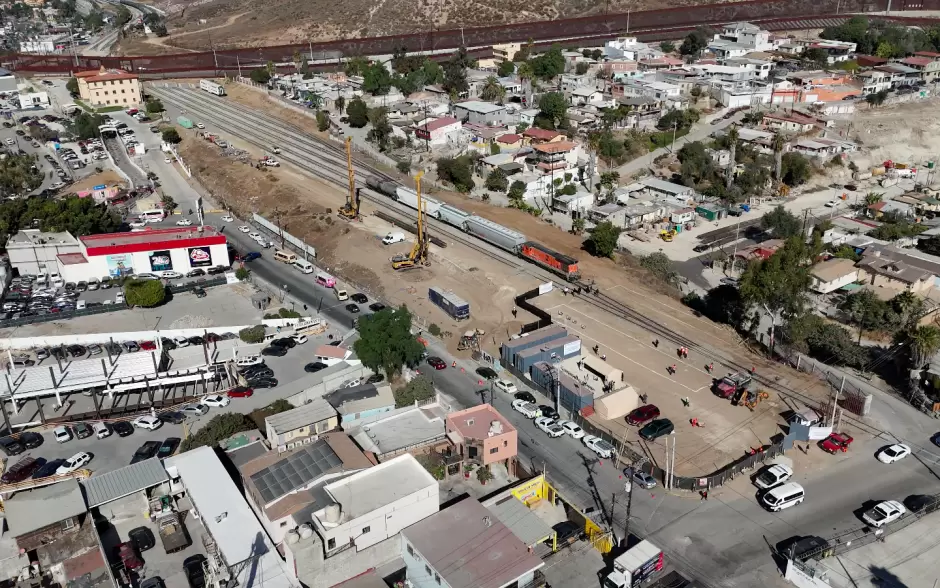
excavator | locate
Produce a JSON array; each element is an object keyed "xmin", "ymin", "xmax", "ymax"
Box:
[
  {"xmin": 391, "ymin": 171, "xmax": 430, "ymax": 271},
  {"xmin": 338, "ymin": 137, "xmax": 361, "ymax": 221}
]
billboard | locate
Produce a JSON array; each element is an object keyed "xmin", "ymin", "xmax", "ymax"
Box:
[
  {"xmin": 148, "ymin": 250, "xmax": 173, "ymax": 272},
  {"xmin": 188, "ymin": 246, "xmax": 212, "ymax": 268},
  {"xmin": 105, "ymin": 254, "xmax": 134, "ymax": 277}
]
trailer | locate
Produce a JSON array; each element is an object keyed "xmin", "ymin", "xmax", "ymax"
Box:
[
  {"xmin": 199, "ymin": 79, "xmax": 226, "ymax": 96},
  {"xmin": 465, "ymin": 215, "xmax": 526, "ymax": 253},
  {"xmin": 604, "ymin": 540, "xmax": 663, "ymax": 588},
  {"xmin": 437, "ymin": 204, "xmax": 472, "ymax": 229},
  {"xmin": 519, "ymin": 241, "xmax": 580, "ymax": 280},
  {"xmin": 176, "ymin": 116, "xmax": 193, "ymax": 129},
  {"xmin": 429, "ymin": 286, "xmax": 470, "ymax": 320}
]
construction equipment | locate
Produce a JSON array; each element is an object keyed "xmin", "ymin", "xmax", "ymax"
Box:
[
  {"xmin": 391, "ymin": 172, "xmax": 430, "ymax": 271},
  {"xmin": 338, "ymin": 136, "xmax": 361, "ymax": 221},
  {"xmin": 659, "ymin": 229, "xmax": 675, "ymax": 242},
  {"xmin": 745, "ymin": 389, "xmax": 770, "ymax": 410},
  {"xmin": 778, "ymin": 184, "xmax": 790, "ymax": 197},
  {"xmin": 457, "ymin": 328, "xmax": 485, "ymax": 351}
]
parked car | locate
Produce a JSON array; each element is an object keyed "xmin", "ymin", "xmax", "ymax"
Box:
[
  {"xmin": 131, "ymin": 416, "xmax": 163, "ymax": 431},
  {"xmin": 1, "ymin": 457, "xmax": 45, "ymax": 483},
  {"xmin": 877, "ymin": 444, "xmax": 911, "ymax": 464},
  {"xmin": 129, "ymin": 527, "xmax": 156, "ymax": 552},
  {"xmin": 74, "ymin": 423, "xmax": 92, "ymax": 439},
  {"xmin": 112, "ymin": 421, "xmax": 134, "ymax": 437},
  {"xmin": 181, "ymin": 404, "xmax": 209, "ymax": 417},
  {"xmin": 115, "ymin": 542, "xmax": 143, "ymax": 570},
  {"xmin": 227, "ymin": 386, "xmax": 254, "ymax": 398},
  {"xmin": 559, "ymin": 421, "xmax": 585, "ymax": 439},
  {"xmin": 511, "ymin": 399, "xmax": 540, "ymax": 418},
  {"xmin": 862, "ymin": 501, "xmax": 906, "ymax": 528},
  {"xmin": 514, "ymin": 391, "xmax": 536, "ymax": 404},
  {"xmin": 19, "ymin": 432, "xmax": 43, "ymax": 449},
  {"xmin": 583, "ymin": 435, "xmax": 614, "ymax": 459},
  {"xmin": 494, "ymin": 380, "xmax": 517, "ymax": 394},
  {"xmin": 639, "ymin": 419, "xmax": 675, "ymax": 441},
  {"xmin": 819, "ymin": 432, "xmax": 853, "ymax": 454},
  {"xmin": 426, "ymin": 356, "xmax": 446, "ymax": 370},
  {"xmin": 157, "ymin": 438, "xmax": 180, "ymax": 459},
  {"xmin": 53, "ymin": 425, "xmax": 72, "ymax": 443},
  {"xmin": 304, "ymin": 361, "xmax": 328, "ymax": 373},
  {"xmin": 368, "ymin": 302, "xmax": 386, "ymax": 312},
  {"xmin": 159, "ymin": 411, "xmax": 186, "ymax": 425},
  {"xmin": 131, "ymin": 441, "xmax": 161, "ymax": 464},
  {"xmin": 236, "ymin": 355, "xmax": 263, "ymax": 367},
  {"xmin": 261, "ymin": 346, "xmax": 288, "ymax": 357},
  {"xmin": 351, "ymin": 293, "xmax": 368, "ymax": 304},
  {"xmin": 754, "ymin": 464, "xmax": 794, "ymax": 490},
  {"xmin": 270, "ymin": 337, "xmax": 296, "ymax": 349},
  {"xmin": 56, "ymin": 451, "xmax": 92, "ymax": 474},
  {"xmin": 183, "ymin": 554, "xmax": 207, "ymax": 588},
  {"xmin": 32, "ymin": 458, "xmax": 66, "ymax": 479},
  {"xmin": 247, "ymin": 377, "xmax": 278, "ymax": 389},
  {"xmin": 628, "ymin": 469, "xmax": 657, "ymax": 489},
  {"xmin": 539, "ymin": 405, "xmax": 559, "ymax": 420},
  {"xmin": 626, "ymin": 404, "xmax": 661, "ymax": 426}
]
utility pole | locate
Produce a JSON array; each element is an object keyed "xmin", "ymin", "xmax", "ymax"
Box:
[
  {"xmin": 670, "ymin": 121, "xmax": 678, "ymax": 153},
  {"xmin": 622, "ymin": 465, "xmax": 634, "ymax": 547}
]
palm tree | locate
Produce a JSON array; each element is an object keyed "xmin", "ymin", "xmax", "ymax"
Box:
[
  {"xmin": 864, "ymin": 192, "xmax": 884, "ymax": 206},
  {"xmin": 892, "ymin": 291, "xmax": 925, "ymax": 330},
  {"xmin": 725, "ymin": 125, "xmax": 738, "ymax": 190},
  {"xmin": 480, "ymin": 76, "xmax": 505, "ymax": 103},
  {"xmin": 908, "ymin": 325, "xmax": 940, "ymax": 371},
  {"xmin": 771, "ymin": 133, "xmax": 786, "ymax": 184}
]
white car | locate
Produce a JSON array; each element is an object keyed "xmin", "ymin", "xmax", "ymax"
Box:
[
  {"xmin": 181, "ymin": 404, "xmax": 209, "ymax": 417},
  {"xmin": 129, "ymin": 220, "xmax": 146, "ymax": 228},
  {"xmin": 825, "ymin": 199, "xmax": 841, "ymax": 208},
  {"xmin": 754, "ymin": 464, "xmax": 794, "ymax": 489},
  {"xmin": 174, "ymin": 336, "xmax": 191, "ymax": 348},
  {"xmin": 494, "ymin": 380, "xmax": 517, "ymax": 394},
  {"xmin": 559, "ymin": 421, "xmax": 586, "ymax": 439},
  {"xmin": 583, "ymin": 435, "xmax": 615, "ymax": 459},
  {"xmin": 159, "ymin": 271, "xmax": 182, "ymax": 279},
  {"xmin": 176, "ymin": 219, "xmax": 193, "ymax": 226},
  {"xmin": 221, "ymin": 215, "xmax": 234, "ymax": 222},
  {"xmin": 4, "ymin": 138, "xmax": 13, "ymax": 145},
  {"xmin": 164, "ymin": 156, "xmax": 172, "ymax": 164},
  {"xmin": 196, "ymin": 122, "xmax": 205, "ymax": 129},
  {"xmin": 50, "ymin": 181, "xmax": 64, "ymax": 189},
  {"xmin": 877, "ymin": 444, "xmax": 911, "ymax": 464},
  {"xmin": 534, "ymin": 416, "xmax": 555, "ymax": 433},
  {"xmin": 248, "ymin": 232, "xmax": 263, "ymax": 241},
  {"xmin": 56, "ymin": 452, "xmax": 92, "ymax": 475},
  {"xmin": 292, "ymin": 334, "xmax": 308, "ymax": 344},
  {"xmin": 862, "ymin": 500, "xmax": 906, "ymax": 528},
  {"xmin": 202, "ymin": 394, "xmax": 230, "ymax": 408},
  {"xmin": 235, "ymin": 355, "xmax": 262, "ymax": 366},
  {"xmin": 132, "ymin": 415, "xmax": 163, "ymax": 430},
  {"xmin": 53, "ymin": 425, "xmax": 72, "ymax": 443},
  {"xmin": 511, "ymin": 399, "xmax": 539, "ymax": 418},
  {"xmin": 238, "ymin": 225, "xmax": 251, "ymax": 233}
]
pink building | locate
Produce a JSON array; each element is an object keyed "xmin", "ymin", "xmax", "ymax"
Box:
[{"xmin": 445, "ymin": 404, "xmax": 517, "ymax": 474}]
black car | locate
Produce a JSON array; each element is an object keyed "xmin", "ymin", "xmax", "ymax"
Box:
[
  {"xmin": 692, "ymin": 243, "xmax": 710, "ymax": 253},
  {"xmin": 74, "ymin": 423, "xmax": 93, "ymax": 439},
  {"xmin": 242, "ymin": 367, "xmax": 274, "ymax": 379},
  {"xmin": 775, "ymin": 536, "xmax": 832, "ymax": 562},
  {"xmin": 639, "ymin": 418, "xmax": 675, "ymax": 441},
  {"xmin": 140, "ymin": 578, "xmax": 165, "ymax": 588},
  {"xmin": 514, "ymin": 391, "xmax": 537, "ymax": 404},
  {"xmin": 205, "ymin": 333, "xmax": 222, "ymax": 343},
  {"xmin": 304, "ymin": 362, "xmax": 327, "ymax": 373},
  {"xmin": 131, "ymin": 441, "xmax": 161, "ymax": 464},
  {"xmin": 270, "ymin": 338, "xmax": 296, "ymax": 349},
  {"xmin": 248, "ymin": 377, "xmax": 278, "ymax": 389},
  {"xmin": 193, "ymin": 287, "xmax": 207, "ymax": 298},
  {"xmin": 51, "ymin": 346, "xmax": 68, "ymax": 360},
  {"xmin": 476, "ymin": 366, "xmax": 498, "ymax": 381},
  {"xmin": 206, "ymin": 266, "xmax": 227, "ymax": 275},
  {"xmin": 32, "ymin": 458, "xmax": 66, "ymax": 479},
  {"xmin": 187, "ymin": 336, "xmax": 205, "ymax": 346},
  {"xmin": 161, "ymin": 338, "xmax": 178, "ymax": 351},
  {"xmin": 186, "ymin": 268, "xmax": 205, "ymax": 278},
  {"xmin": 183, "ymin": 554, "xmax": 207, "ymax": 588},
  {"xmin": 345, "ymin": 303, "xmax": 360, "ymax": 313},
  {"xmin": 552, "ymin": 521, "xmax": 583, "ymax": 546},
  {"xmin": 157, "ymin": 438, "xmax": 180, "ymax": 459},
  {"xmin": 112, "ymin": 421, "xmax": 134, "ymax": 437},
  {"xmin": 0, "ymin": 437, "xmax": 24, "ymax": 456},
  {"xmin": 261, "ymin": 346, "xmax": 288, "ymax": 357},
  {"xmin": 366, "ymin": 373, "xmax": 385, "ymax": 384},
  {"xmin": 905, "ymin": 494, "xmax": 940, "ymax": 514},
  {"xmin": 368, "ymin": 302, "xmax": 386, "ymax": 312},
  {"xmin": 350, "ymin": 293, "xmax": 368, "ymax": 304},
  {"xmin": 539, "ymin": 405, "xmax": 559, "ymax": 420},
  {"xmin": 129, "ymin": 527, "xmax": 156, "ymax": 552},
  {"xmin": 159, "ymin": 411, "xmax": 186, "ymax": 425},
  {"xmin": 239, "ymin": 364, "xmax": 271, "ymax": 376},
  {"xmin": 19, "ymin": 431, "xmax": 43, "ymax": 449}
]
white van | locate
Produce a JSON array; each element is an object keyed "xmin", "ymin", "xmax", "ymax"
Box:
[
  {"xmin": 93, "ymin": 422, "xmax": 111, "ymax": 439},
  {"xmin": 382, "ymin": 232, "xmax": 405, "ymax": 245},
  {"xmin": 274, "ymin": 250, "xmax": 298, "ymax": 264},
  {"xmin": 761, "ymin": 482, "xmax": 805, "ymax": 512},
  {"xmin": 293, "ymin": 259, "xmax": 314, "ymax": 274},
  {"xmin": 334, "ymin": 287, "xmax": 349, "ymax": 301}
]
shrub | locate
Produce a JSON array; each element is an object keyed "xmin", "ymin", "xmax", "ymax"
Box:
[
  {"xmin": 279, "ymin": 308, "xmax": 302, "ymax": 318},
  {"xmin": 235, "ymin": 267, "xmax": 250, "ymax": 281},
  {"xmin": 428, "ymin": 323, "xmax": 441, "ymax": 336},
  {"xmin": 124, "ymin": 279, "xmax": 166, "ymax": 307},
  {"xmin": 239, "ymin": 325, "xmax": 266, "ymax": 343},
  {"xmin": 180, "ymin": 413, "xmax": 254, "ymax": 452},
  {"xmin": 161, "ymin": 128, "xmax": 181, "ymax": 144},
  {"xmin": 263, "ymin": 313, "xmax": 279, "ymax": 319},
  {"xmin": 476, "ymin": 465, "xmax": 493, "ymax": 484},
  {"xmin": 393, "ymin": 376, "xmax": 435, "ymax": 407},
  {"xmin": 397, "ymin": 161, "xmax": 410, "ymax": 174}
]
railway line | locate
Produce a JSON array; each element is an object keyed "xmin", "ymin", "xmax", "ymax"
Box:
[{"xmin": 152, "ymin": 84, "xmax": 887, "ymax": 437}]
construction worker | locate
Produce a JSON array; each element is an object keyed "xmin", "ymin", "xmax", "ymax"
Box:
[
  {"xmin": 451, "ymin": 360, "xmax": 456, "ymax": 368},
  {"xmin": 653, "ymin": 339, "xmax": 659, "ymax": 348}
]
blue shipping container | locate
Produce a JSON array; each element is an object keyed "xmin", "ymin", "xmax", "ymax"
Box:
[{"xmin": 428, "ymin": 286, "xmax": 470, "ymax": 320}]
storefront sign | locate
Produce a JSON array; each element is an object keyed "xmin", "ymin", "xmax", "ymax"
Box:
[
  {"xmin": 105, "ymin": 254, "xmax": 134, "ymax": 277},
  {"xmin": 188, "ymin": 246, "xmax": 212, "ymax": 267},
  {"xmin": 149, "ymin": 250, "xmax": 173, "ymax": 272}
]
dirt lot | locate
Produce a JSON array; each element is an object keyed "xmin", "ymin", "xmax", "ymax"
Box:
[{"xmin": 69, "ymin": 170, "xmax": 127, "ymax": 192}]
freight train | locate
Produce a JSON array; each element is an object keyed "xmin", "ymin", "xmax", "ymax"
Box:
[{"xmin": 366, "ymin": 177, "xmax": 581, "ymax": 280}]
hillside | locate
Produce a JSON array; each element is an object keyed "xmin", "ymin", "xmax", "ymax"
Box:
[{"xmin": 148, "ymin": 0, "xmax": 701, "ymax": 51}]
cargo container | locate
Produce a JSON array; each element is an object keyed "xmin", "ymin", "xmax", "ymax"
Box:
[
  {"xmin": 176, "ymin": 116, "xmax": 193, "ymax": 129},
  {"xmin": 514, "ymin": 335, "xmax": 582, "ymax": 372},
  {"xmin": 500, "ymin": 325, "xmax": 567, "ymax": 365},
  {"xmin": 429, "ymin": 286, "xmax": 470, "ymax": 320},
  {"xmin": 560, "ymin": 372, "xmax": 594, "ymax": 413},
  {"xmin": 395, "ymin": 186, "xmax": 442, "ymax": 218},
  {"xmin": 465, "ymin": 215, "xmax": 526, "ymax": 253},
  {"xmin": 519, "ymin": 241, "xmax": 580, "ymax": 279},
  {"xmin": 437, "ymin": 204, "xmax": 472, "ymax": 229}
]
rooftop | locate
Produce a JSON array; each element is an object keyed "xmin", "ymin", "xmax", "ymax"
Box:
[
  {"xmin": 531, "ymin": 141, "xmax": 576, "ymax": 154},
  {"xmin": 5, "ymin": 479, "xmax": 86, "ymax": 537},
  {"xmin": 455, "ymin": 100, "xmax": 506, "ymax": 114},
  {"xmin": 325, "ymin": 383, "xmax": 395, "ymax": 415},
  {"xmin": 522, "ymin": 128, "xmax": 562, "ymax": 141},
  {"xmin": 57, "ymin": 252, "xmax": 88, "ymax": 265},
  {"xmin": 417, "ymin": 117, "xmax": 459, "ymax": 132},
  {"xmin": 402, "ymin": 498, "xmax": 543, "ymax": 588},
  {"xmin": 497, "ymin": 133, "xmax": 522, "ymax": 144},
  {"xmin": 482, "ymin": 494, "xmax": 554, "ymax": 548},
  {"xmin": 6, "ymin": 229, "xmax": 78, "ymax": 249},
  {"xmin": 446, "ymin": 404, "xmax": 515, "ymax": 440},
  {"xmin": 641, "ymin": 176, "xmax": 693, "ymax": 195},
  {"xmin": 80, "ymin": 226, "xmax": 226, "ymax": 256},
  {"xmin": 76, "ymin": 68, "xmax": 138, "ymax": 82},
  {"xmin": 6, "ymin": 350, "xmax": 160, "ymax": 398},
  {"xmin": 266, "ymin": 397, "xmax": 337, "ymax": 434},
  {"xmin": 81, "ymin": 458, "xmax": 168, "ymax": 508},
  {"xmin": 812, "ymin": 257, "xmax": 858, "ymax": 283},
  {"xmin": 351, "ymin": 404, "xmax": 446, "ymax": 456},
  {"xmin": 315, "ymin": 344, "xmax": 350, "ymax": 359},
  {"xmin": 320, "ymin": 453, "xmax": 437, "ymax": 520}
]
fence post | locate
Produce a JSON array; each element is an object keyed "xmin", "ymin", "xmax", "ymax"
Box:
[{"xmin": 796, "ymin": 355, "xmax": 801, "ymax": 371}]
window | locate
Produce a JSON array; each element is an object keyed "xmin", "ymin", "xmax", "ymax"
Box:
[
  {"xmin": 435, "ymin": 573, "xmax": 441, "ymax": 585},
  {"xmin": 503, "ymin": 440, "xmax": 508, "ymax": 447},
  {"xmin": 362, "ymin": 525, "xmax": 370, "ymax": 534},
  {"xmin": 62, "ymin": 517, "xmax": 74, "ymax": 530},
  {"xmin": 327, "ymin": 538, "xmax": 336, "ymax": 550},
  {"xmin": 489, "ymin": 447, "xmax": 498, "ymax": 454},
  {"xmin": 407, "ymin": 544, "xmax": 415, "ymax": 556},
  {"xmin": 425, "ymin": 565, "xmax": 432, "ymax": 577},
  {"xmin": 280, "ymin": 521, "xmax": 288, "ymax": 528}
]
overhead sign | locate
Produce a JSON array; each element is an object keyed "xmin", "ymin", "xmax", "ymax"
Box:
[{"xmin": 93, "ymin": 184, "xmax": 106, "ymax": 190}]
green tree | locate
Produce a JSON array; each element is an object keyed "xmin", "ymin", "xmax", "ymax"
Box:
[
  {"xmin": 497, "ymin": 60, "xmax": 516, "ymax": 77},
  {"xmin": 485, "ymin": 168, "xmax": 508, "ymax": 192},
  {"xmin": 679, "ymin": 28, "xmax": 708, "ymax": 56},
  {"xmin": 575, "ymin": 62, "xmax": 590, "ymax": 75},
  {"xmin": 507, "ymin": 180, "xmax": 526, "ymax": 204},
  {"xmin": 536, "ymin": 91, "xmax": 567, "ymax": 130},
  {"xmin": 393, "ymin": 375, "xmax": 435, "ymax": 407},
  {"xmin": 239, "ymin": 325, "xmax": 266, "ymax": 343},
  {"xmin": 367, "ymin": 107, "xmax": 393, "ymax": 151},
  {"xmin": 345, "ymin": 56, "xmax": 369, "ymax": 76},
  {"xmin": 69, "ymin": 112, "xmax": 105, "ymax": 140},
  {"xmin": 660, "ymin": 41, "xmax": 676, "ymax": 53},
  {"xmin": 781, "ymin": 152, "xmax": 812, "ymax": 186},
  {"xmin": 572, "ymin": 217, "xmax": 586, "ymax": 235},
  {"xmin": 802, "ymin": 47, "xmax": 829, "ymax": 64},
  {"xmin": 124, "ymin": 279, "xmax": 166, "ymax": 307},
  {"xmin": 334, "ymin": 96, "xmax": 346, "ymax": 114},
  {"xmin": 443, "ymin": 47, "xmax": 471, "ymax": 95},
  {"xmin": 316, "ymin": 110, "xmax": 330, "ymax": 132},
  {"xmin": 353, "ymin": 307, "xmax": 426, "ymax": 377},
  {"xmin": 234, "ymin": 267, "xmax": 250, "ymax": 281},
  {"xmin": 480, "ymin": 76, "xmax": 506, "ymax": 102},
  {"xmin": 864, "ymin": 192, "xmax": 884, "ymax": 206},
  {"xmin": 363, "ymin": 62, "xmax": 392, "ymax": 95},
  {"xmin": 180, "ymin": 413, "xmax": 254, "ymax": 452},
  {"xmin": 702, "ymin": 284, "xmax": 748, "ymax": 328},
  {"xmin": 596, "ymin": 131, "xmax": 625, "ymax": 166},
  {"xmin": 640, "ymin": 252, "xmax": 678, "ymax": 285},
  {"xmin": 891, "ymin": 291, "xmax": 925, "ymax": 331},
  {"xmin": 249, "ymin": 68, "xmax": 271, "ymax": 84},
  {"xmin": 761, "ymin": 205, "xmax": 802, "ymax": 238},
  {"xmin": 84, "ymin": 10, "xmax": 104, "ymax": 31},
  {"xmin": 346, "ymin": 97, "xmax": 369, "ymax": 128},
  {"xmin": 115, "ymin": 4, "xmax": 131, "ymax": 26},
  {"xmin": 145, "ymin": 98, "xmax": 164, "ymax": 114},
  {"xmin": 66, "ymin": 77, "xmax": 78, "ymax": 95},
  {"xmin": 906, "ymin": 325, "xmax": 940, "ymax": 370},
  {"xmin": 530, "ymin": 46, "xmax": 566, "ymax": 80},
  {"xmin": 162, "ymin": 128, "xmax": 181, "ymax": 144},
  {"xmin": 584, "ymin": 221, "xmax": 622, "ymax": 258},
  {"xmin": 436, "ymin": 156, "xmax": 475, "ymax": 192},
  {"xmin": 840, "ymin": 289, "xmax": 895, "ymax": 343}
]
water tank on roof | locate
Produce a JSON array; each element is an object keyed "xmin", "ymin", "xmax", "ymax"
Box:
[
  {"xmin": 299, "ymin": 523, "xmax": 314, "ymax": 539},
  {"xmin": 324, "ymin": 503, "xmax": 342, "ymax": 523},
  {"xmin": 285, "ymin": 530, "xmax": 300, "ymax": 544}
]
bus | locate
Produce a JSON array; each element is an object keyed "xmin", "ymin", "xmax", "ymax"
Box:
[
  {"xmin": 199, "ymin": 79, "xmax": 226, "ymax": 96},
  {"xmin": 139, "ymin": 209, "xmax": 166, "ymax": 223}
]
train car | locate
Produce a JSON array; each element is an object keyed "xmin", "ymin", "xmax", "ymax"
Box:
[
  {"xmin": 365, "ymin": 177, "xmax": 400, "ymax": 198},
  {"xmin": 519, "ymin": 241, "xmax": 580, "ymax": 280},
  {"xmin": 465, "ymin": 215, "xmax": 526, "ymax": 253},
  {"xmin": 394, "ymin": 186, "xmax": 442, "ymax": 218},
  {"xmin": 436, "ymin": 204, "xmax": 472, "ymax": 229},
  {"xmin": 199, "ymin": 79, "xmax": 226, "ymax": 96}
]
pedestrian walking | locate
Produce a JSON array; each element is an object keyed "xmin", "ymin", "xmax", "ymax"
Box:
[
  {"xmin": 653, "ymin": 339, "xmax": 659, "ymax": 348},
  {"xmin": 703, "ymin": 490, "xmax": 708, "ymax": 501},
  {"xmin": 512, "ymin": 308, "xmax": 517, "ymax": 318},
  {"xmin": 601, "ymin": 354, "xmax": 607, "ymax": 361},
  {"xmin": 683, "ymin": 348, "xmax": 689, "ymax": 359},
  {"xmin": 677, "ymin": 348, "xmax": 682, "ymax": 359},
  {"xmin": 750, "ymin": 366, "xmax": 756, "ymax": 375}
]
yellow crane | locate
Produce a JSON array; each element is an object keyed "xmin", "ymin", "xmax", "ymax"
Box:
[
  {"xmin": 338, "ymin": 137, "xmax": 360, "ymax": 220},
  {"xmin": 391, "ymin": 171, "xmax": 430, "ymax": 271}
]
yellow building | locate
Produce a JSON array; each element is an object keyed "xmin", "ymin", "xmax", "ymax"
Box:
[{"xmin": 75, "ymin": 67, "xmax": 143, "ymax": 108}]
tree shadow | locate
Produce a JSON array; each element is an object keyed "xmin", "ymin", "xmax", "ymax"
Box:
[{"xmin": 868, "ymin": 566, "xmax": 907, "ymax": 588}]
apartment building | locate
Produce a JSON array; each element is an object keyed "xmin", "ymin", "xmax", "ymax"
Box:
[{"xmin": 75, "ymin": 67, "xmax": 143, "ymax": 107}]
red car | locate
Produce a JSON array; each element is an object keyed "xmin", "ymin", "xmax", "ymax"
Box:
[
  {"xmin": 819, "ymin": 432, "xmax": 853, "ymax": 454},
  {"xmin": 227, "ymin": 386, "xmax": 254, "ymax": 398},
  {"xmin": 626, "ymin": 404, "xmax": 661, "ymax": 426},
  {"xmin": 115, "ymin": 542, "xmax": 142, "ymax": 570},
  {"xmin": 426, "ymin": 357, "xmax": 447, "ymax": 370},
  {"xmin": 140, "ymin": 341, "xmax": 157, "ymax": 351}
]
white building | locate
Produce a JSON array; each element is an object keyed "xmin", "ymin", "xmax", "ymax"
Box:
[
  {"xmin": 19, "ymin": 36, "xmax": 60, "ymax": 54},
  {"xmin": 604, "ymin": 36, "xmax": 661, "ymax": 61},
  {"xmin": 569, "ymin": 87, "xmax": 605, "ymax": 106},
  {"xmin": 17, "ymin": 85, "xmax": 49, "ymax": 109},
  {"xmin": 414, "ymin": 117, "xmax": 462, "ymax": 147},
  {"xmin": 709, "ymin": 80, "xmax": 773, "ymax": 108},
  {"xmin": 309, "ymin": 454, "xmax": 438, "ymax": 556},
  {"xmin": 5, "ymin": 230, "xmax": 81, "ymax": 276},
  {"xmin": 713, "ymin": 22, "xmax": 774, "ymax": 51},
  {"xmin": 620, "ymin": 79, "xmax": 681, "ymax": 101},
  {"xmin": 810, "ymin": 258, "xmax": 860, "ymax": 294}
]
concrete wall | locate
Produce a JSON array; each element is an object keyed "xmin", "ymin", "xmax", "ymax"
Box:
[{"xmin": 285, "ymin": 364, "xmax": 367, "ymax": 406}]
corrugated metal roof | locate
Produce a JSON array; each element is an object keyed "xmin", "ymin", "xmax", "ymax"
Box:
[
  {"xmin": 81, "ymin": 459, "xmax": 168, "ymax": 507},
  {"xmin": 266, "ymin": 398, "xmax": 337, "ymax": 434},
  {"xmin": 5, "ymin": 479, "xmax": 86, "ymax": 536}
]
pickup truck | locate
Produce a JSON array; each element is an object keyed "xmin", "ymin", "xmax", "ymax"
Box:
[{"xmin": 158, "ymin": 513, "xmax": 190, "ymax": 553}]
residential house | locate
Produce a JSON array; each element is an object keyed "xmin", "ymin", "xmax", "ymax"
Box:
[
  {"xmin": 497, "ymin": 76, "xmax": 523, "ymax": 94},
  {"xmin": 518, "ymin": 108, "xmax": 540, "ymax": 126},
  {"xmin": 810, "ymin": 258, "xmax": 860, "ymax": 294},
  {"xmin": 75, "ymin": 67, "xmax": 143, "ymax": 108},
  {"xmin": 638, "ymin": 56, "xmax": 684, "ymax": 71},
  {"xmin": 496, "ymin": 133, "xmax": 523, "ymax": 150},
  {"xmin": 414, "ymin": 117, "xmax": 462, "ymax": 147},
  {"xmin": 401, "ymin": 498, "xmax": 545, "ymax": 588},
  {"xmin": 711, "ymin": 81, "xmax": 773, "ymax": 108},
  {"xmin": 491, "ymin": 42, "xmax": 522, "ymax": 64},
  {"xmin": 464, "ymin": 123, "xmax": 506, "ymax": 153},
  {"xmin": 240, "ymin": 433, "xmax": 373, "ymax": 544},
  {"xmin": 873, "ymin": 64, "xmax": 921, "ymax": 88},
  {"xmin": 324, "ymin": 382, "xmax": 396, "ymax": 427},
  {"xmin": 602, "ymin": 60, "xmax": 639, "ymax": 78},
  {"xmin": 670, "ymin": 207, "xmax": 697, "ymax": 224},
  {"xmin": 314, "ymin": 344, "xmax": 353, "ymax": 366},
  {"xmin": 308, "ymin": 454, "xmax": 438, "ymax": 557},
  {"xmin": 620, "ymin": 78, "xmax": 682, "ymax": 101},
  {"xmin": 856, "ymin": 55, "xmax": 889, "ymax": 68},
  {"xmin": 522, "ymin": 127, "xmax": 563, "ymax": 145},
  {"xmin": 762, "ymin": 111, "xmax": 819, "ymax": 134},
  {"xmin": 655, "ymin": 69, "xmax": 702, "ymax": 95},
  {"xmin": 784, "ymin": 39, "xmax": 857, "ymax": 62},
  {"xmin": 552, "ymin": 188, "xmax": 595, "ymax": 217},
  {"xmin": 349, "ymin": 401, "xmax": 449, "ymax": 460},
  {"xmin": 899, "ymin": 56, "xmax": 940, "ymax": 83},
  {"xmin": 454, "ymin": 101, "xmax": 509, "ymax": 126},
  {"xmin": 856, "ymin": 246, "xmax": 940, "ymax": 294},
  {"xmin": 622, "ymin": 200, "xmax": 668, "ymax": 229},
  {"xmin": 445, "ymin": 404, "xmax": 518, "ymax": 475},
  {"xmin": 569, "ymin": 87, "xmax": 604, "ymax": 106},
  {"xmin": 265, "ymin": 397, "xmax": 339, "ymax": 452},
  {"xmin": 637, "ymin": 177, "xmax": 698, "ymax": 204},
  {"xmin": 706, "ymin": 39, "xmax": 752, "ymax": 60},
  {"xmin": 712, "ymin": 22, "xmax": 775, "ymax": 51},
  {"xmin": 856, "ymin": 70, "xmax": 892, "ymax": 94},
  {"xmin": 588, "ymin": 203, "xmax": 627, "ymax": 226},
  {"xmin": 531, "ymin": 141, "xmax": 580, "ymax": 176},
  {"xmin": 604, "ymin": 36, "xmax": 660, "ymax": 61}
]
